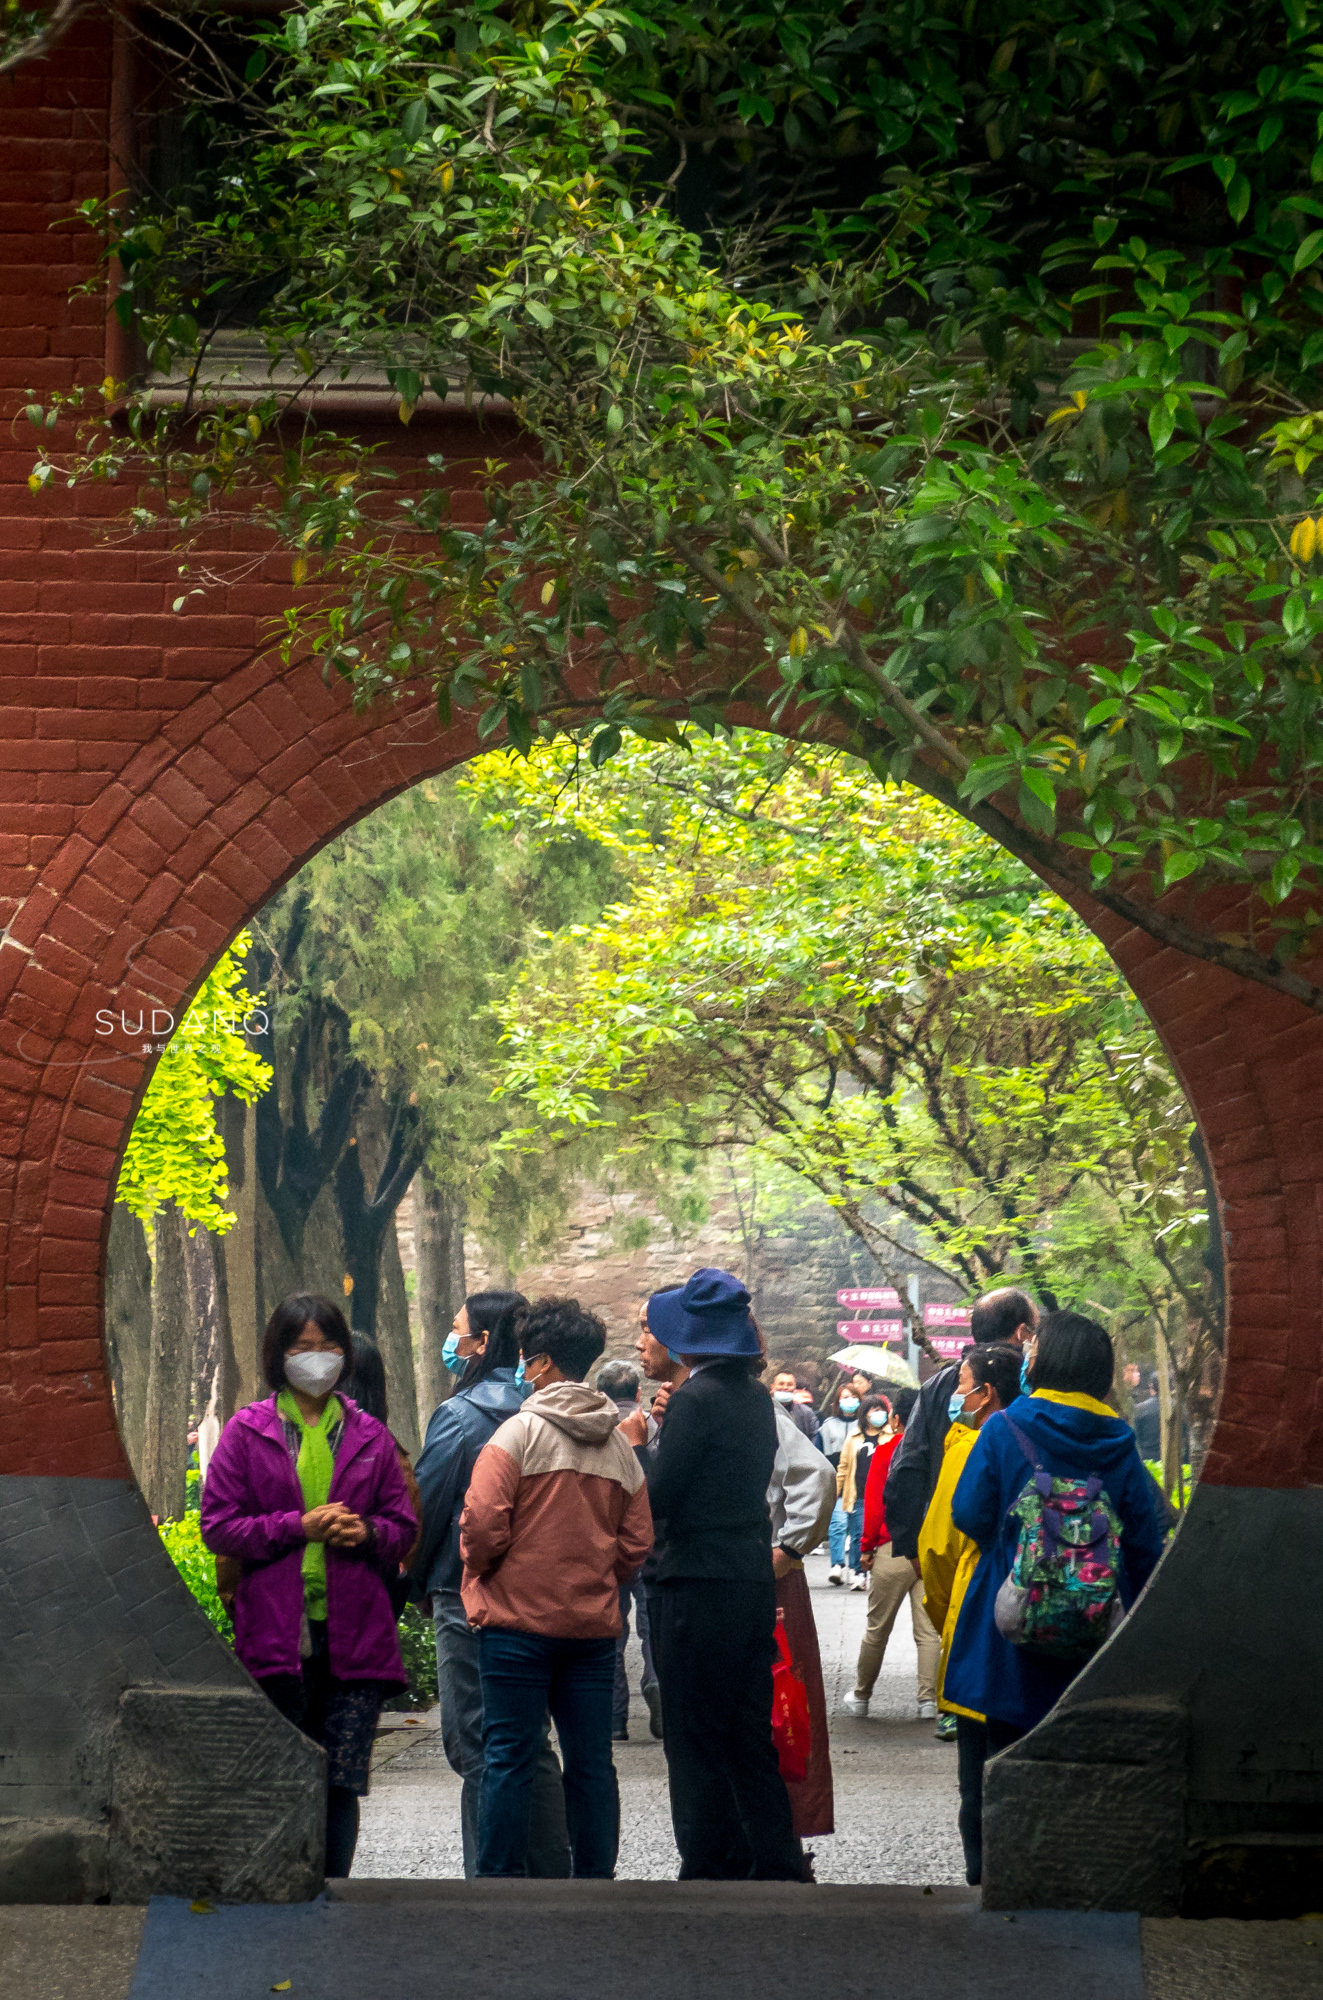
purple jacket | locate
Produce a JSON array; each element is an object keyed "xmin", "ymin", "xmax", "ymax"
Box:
[{"xmin": 200, "ymin": 1394, "xmax": 418, "ymax": 1686}]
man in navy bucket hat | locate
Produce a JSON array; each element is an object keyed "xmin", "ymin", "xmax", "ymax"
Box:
[{"xmin": 634, "ymin": 1268, "xmax": 804, "ymax": 1880}]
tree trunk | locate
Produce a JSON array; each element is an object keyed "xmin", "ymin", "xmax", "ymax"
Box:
[
  {"xmin": 141, "ymin": 1206, "xmax": 192, "ymax": 1521},
  {"xmin": 1155, "ymin": 1322, "xmax": 1178, "ymax": 1500},
  {"xmin": 105, "ymin": 1204, "xmax": 153, "ymax": 1481},
  {"xmin": 183, "ymin": 1225, "xmax": 237, "ymax": 1479},
  {"xmin": 376, "ymin": 1215, "xmax": 420, "ymax": 1455},
  {"xmin": 415, "ymin": 1167, "xmax": 466, "ymax": 1425},
  {"xmin": 220, "ymin": 1091, "xmax": 263, "ymax": 1410},
  {"xmin": 336, "ymin": 1084, "xmax": 425, "ymax": 1449}
]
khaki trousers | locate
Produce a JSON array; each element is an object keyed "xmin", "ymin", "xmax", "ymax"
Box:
[{"xmin": 854, "ymin": 1543, "xmax": 941, "ymax": 1702}]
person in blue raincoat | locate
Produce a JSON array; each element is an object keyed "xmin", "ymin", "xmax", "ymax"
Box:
[
  {"xmin": 943, "ymin": 1309, "xmax": 1164, "ymax": 1752},
  {"xmin": 410, "ymin": 1287, "xmax": 569, "ymax": 1877}
]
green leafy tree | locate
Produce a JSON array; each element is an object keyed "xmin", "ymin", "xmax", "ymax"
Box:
[
  {"xmin": 117, "ymin": 934, "xmax": 271, "ymax": 1232},
  {"xmin": 492, "ymin": 734, "xmax": 1221, "ymax": 1407},
  {"xmin": 30, "ymin": 0, "xmax": 1323, "ymax": 1015}
]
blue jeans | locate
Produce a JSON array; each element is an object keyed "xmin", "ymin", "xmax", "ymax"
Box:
[
  {"xmin": 847, "ymin": 1500, "xmax": 865, "ymax": 1571},
  {"xmin": 827, "ymin": 1498, "xmax": 847, "ymax": 1567},
  {"xmin": 477, "ymin": 1630, "xmax": 619, "ymax": 1878},
  {"xmin": 432, "ymin": 1591, "xmax": 569, "ymax": 1878}
]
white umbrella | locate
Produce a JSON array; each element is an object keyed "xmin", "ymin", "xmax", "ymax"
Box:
[{"xmin": 830, "ymin": 1343, "xmax": 920, "ymax": 1389}]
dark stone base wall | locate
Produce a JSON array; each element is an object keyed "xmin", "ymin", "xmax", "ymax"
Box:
[
  {"xmin": 0, "ymin": 1476, "xmax": 322, "ymax": 1903},
  {"xmin": 982, "ymin": 1483, "xmax": 1323, "ymax": 1917}
]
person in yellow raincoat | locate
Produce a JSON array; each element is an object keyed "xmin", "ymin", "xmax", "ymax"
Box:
[{"xmin": 917, "ymin": 1341, "xmax": 1022, "ymax": 1886}]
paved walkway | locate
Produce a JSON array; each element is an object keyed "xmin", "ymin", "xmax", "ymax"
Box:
[{"xmin": 358, "ymin": 1548, "xmax": 966, "ymax": 1883}]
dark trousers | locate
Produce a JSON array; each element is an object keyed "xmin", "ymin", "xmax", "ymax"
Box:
[
  {"xmin": 612, "ymin": 1574, "xmax": 658, "ymax": 1732},
  {"xmin": 476, "ymin": 1630, "xmax": 619, "ymax": 1879},
  {"xmin": 958, "ymin": 1715, "xmax": 1026, "ymax": 1887},
  {"xmin": 955, "ymin": 1716, "xmax": 987, "ymax": 1885},
  {"xmin": 652, "ymin": 1576, "xmax": 803, "ymax": 1881},
  {"xmin": 260, "ymin": 1621, "xmax": 382, "ymax": 1880}
]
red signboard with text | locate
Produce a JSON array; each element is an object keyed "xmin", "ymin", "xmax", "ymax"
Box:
[
  {"xmin": 836, "ymin": 1319, "xmax": 904, "ymax": 1346},
  {"xmin": 924, "ymin": 1301, "xmax": 973, "ymax": 1359}
]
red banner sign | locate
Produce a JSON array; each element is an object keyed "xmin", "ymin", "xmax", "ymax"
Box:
[{"xmin": 836, "ymin": 1319, "xmax": 904, "ymax": 1345}]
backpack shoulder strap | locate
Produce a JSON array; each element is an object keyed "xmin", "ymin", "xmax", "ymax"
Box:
[{"xmin": 1003, "ymin": 1415, "xmax": 1054, "ymax": 1504}]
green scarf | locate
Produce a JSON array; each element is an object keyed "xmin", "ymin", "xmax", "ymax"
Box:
[{"xmin": 278, "ymin": 1387, "xmax": 341, "ymax": 1623}]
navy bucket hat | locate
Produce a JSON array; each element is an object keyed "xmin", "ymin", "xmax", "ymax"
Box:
[{"xmin": 645, "ymin": 1267, "xmax": 761, "ymax": 1358}]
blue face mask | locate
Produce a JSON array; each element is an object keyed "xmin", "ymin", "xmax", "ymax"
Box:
[
  {"xmin": 1020, "ymin": 1352, "xmax": 1034, "ymax": 1395},
  {"xmin": 839, "ymin": 1396, "xmax": 859, "ymax": 1416},
  {"xmin": 442, "ymin": 1330, "xmax": 462, "ymax": 1373},
  {"xmin": 666, "ymin": 1348, "xmax": 683, "ymax": 1366},
  {"xmin": 947, "ymin": 1391, "xmax": 967, "ymax": 1426},
  {"xmin": 515, "ymin": 1358, "xmax": 526, "ymax": 1388}
]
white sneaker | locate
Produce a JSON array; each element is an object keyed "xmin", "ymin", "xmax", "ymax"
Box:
[
  {"xmin": 843, "ymin": 1691, "xmax": 870, "ymax": 1718},
  {"xmin": 849, "ymin": 1573, "xmax": 867, "ymax": 1591},
  {"xmin": 917, "ymin": 1699, "xmax": 938, "ymax": 1721},
  {"xmin": 828, "ymin": 1564, "xmax": 844, "ymax": 1586}
]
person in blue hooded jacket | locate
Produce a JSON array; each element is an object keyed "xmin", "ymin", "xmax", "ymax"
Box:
[
  {"xmin": 943, "ymin": 1309, "xmax": 1164, "ymax": 1748},
  {"xmin": 410, "ymin": 1288, "xmax": 570, "ymax": 1877}
]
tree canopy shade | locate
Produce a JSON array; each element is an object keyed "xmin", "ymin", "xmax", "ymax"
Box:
[
  {"xmin": 29, "ymin": 0, "xmax": 1323, "ymax": 1008},
  {"xmin": 492, "ymin": 733, "xmax": 1221, "ymax": 1386},
  {"xmin": 115, "ymin": 935, "xmax": 272, "ymax": 1232}
]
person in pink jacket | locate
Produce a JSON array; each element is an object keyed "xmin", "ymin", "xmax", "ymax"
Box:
[
  {"xmin": 201, "ymin": 1293, "xmax": 418, "ymax": 1878},
  {"xmin": 460, "ymin": 1296, "xmax": 653, "ymax": 1878}
]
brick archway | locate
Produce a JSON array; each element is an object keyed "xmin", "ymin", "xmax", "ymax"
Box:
[{"xmin": 1, "ymin": 21, "xmax": 1320, "ymax": 1918}]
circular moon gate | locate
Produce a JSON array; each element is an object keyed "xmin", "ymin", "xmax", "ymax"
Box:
[{"xmin": 0, "ymin": 26, "xmax": 1320, "ymax": 1919}]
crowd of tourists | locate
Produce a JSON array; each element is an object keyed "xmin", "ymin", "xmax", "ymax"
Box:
[{"xmin": 198, "ymin": 1271, "xmax": 1166, "ymax": 1886}]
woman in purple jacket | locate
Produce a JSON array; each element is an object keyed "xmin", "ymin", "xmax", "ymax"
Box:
[{"xmin": 201, "ymin": 1293, "xmax": 418, "ymax": 1877}]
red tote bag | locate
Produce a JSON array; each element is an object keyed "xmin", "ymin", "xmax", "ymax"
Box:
[{"xmin": 770, "ymin": 1611, "xmax": 811, "ymax": 1784}]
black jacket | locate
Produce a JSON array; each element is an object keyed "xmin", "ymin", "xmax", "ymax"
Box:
[
  {"xmin": 881, "ymin": 1361, "xmax": 960, "ymax": 1560},
  {"xmin": 643, "ymin": 1361, "xmax": 777, "ymax": 1582}
]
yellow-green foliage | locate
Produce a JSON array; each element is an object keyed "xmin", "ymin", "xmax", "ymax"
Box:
[{"xmin": 116, "ymin": 935, "xmax": 271, "ymax": 1233}]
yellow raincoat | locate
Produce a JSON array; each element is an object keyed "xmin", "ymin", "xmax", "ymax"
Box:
[{"xmin": 917, "ymin": 1421, "xmax": 985, "ymax": 1721}]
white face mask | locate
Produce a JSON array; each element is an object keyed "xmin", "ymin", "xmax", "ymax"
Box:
[
  {"xmin": 285, "ymin": 1350, "xmax": 343, "ymax": 1395},
  {"xmin": 772, "ymin": 1390, "xmax": 794, "ymax": 1405}
]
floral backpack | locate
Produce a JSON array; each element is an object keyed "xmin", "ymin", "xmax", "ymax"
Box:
[{"xmin": 993, "ymin": 1417, "xmax": 1124, "ymax": 1662}]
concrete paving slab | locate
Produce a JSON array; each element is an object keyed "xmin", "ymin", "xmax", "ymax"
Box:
[
  {"xmin": 1141, "ymin": 1916, "xmax": 1323, "ymax": 2000},
  {"xmin": 125, "ymin": 1884, "xmax": 1146, "ymax": 2000},
  {"xmin": 0, "ymin": 1904, "xmax": 145, "ymax": 2000}
]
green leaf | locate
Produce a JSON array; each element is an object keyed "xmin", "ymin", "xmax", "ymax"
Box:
[
  {"xmin": 1017, "ymin": 770, "xmax": 1056, "ymax": 834},
  {"xmin": 589, "ymin": 724, "xmax": 622, "ymax": 768},
  {"xmin": 1148, "ymin": 402, "xmax": 1176, "ymax": 452},
  {"xmin": 1161, "ymin": 850, "xmax": 1202, "ymax": 887}
]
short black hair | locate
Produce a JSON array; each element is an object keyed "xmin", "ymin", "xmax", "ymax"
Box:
[
  {"xmin": 889, "ymin": 1385, "xmax": 919, "ymax": 1428},
  {"xmin": 350, "ymin": 1334, "xmax": 388, "ymax": 1424},
  {"xmin": 970, "ymin": 1289, "xmax": 1038, "ymax": 1345},
  {"xmin": 597, "ymin": 1359, "xmax": 640, "ymax": 1402},
  {"xmin": 857, "ymin": 1392, "xmax": 891, "ymax": 1432},
  {"xmin": 1031, "ymin": 1310, "xmax": 1114, "ymax": 1400},
  {"xmin": 262, "ymin": 1293, "xmax": 354, "ymax": 1394},
  {"xmin": 453, "ymin": 1289, "xmax": 528, "ymax": 1397},
  {"xmin": 521, "ymin": 1296, "xmax": 607, "ymax": 1382},
  {"xmin": 964, "ymin": 1341, "xmax": 1021, "ymax": 1411}
]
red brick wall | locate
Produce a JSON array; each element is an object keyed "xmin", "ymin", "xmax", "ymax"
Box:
[{"xmin": 0, "ymin": 26, "xmax": 1318, "ymax": 1491}]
